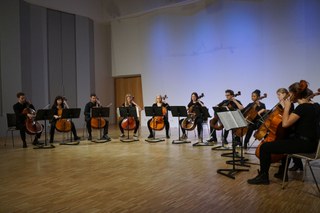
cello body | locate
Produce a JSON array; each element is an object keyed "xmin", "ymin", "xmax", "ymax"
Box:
[
  {"xmin": 149, "ymin": 107, "xmax": 167, "ymax": 131},
  {"xmin": 254, "ymin": 105, "xmax": 287, "ymax": 163},
  {"xmin": 55, "ymin": 109, "xmax": 72, "ymax": 132},
  {"xmin": 121, "ymin": 117, "xmax": 136, "ymax": 130},
  {"xmin": 23, "ymin": 108, "xmax": 43, "ymax": 135}
]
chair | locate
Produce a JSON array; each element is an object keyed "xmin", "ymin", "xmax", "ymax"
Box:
[
  {"xmin": 282, "ymin": 139, "xmax": 320, "ymax": 197},
  {"xmin": 5, "ymin": 113, "xmax": 18, "ymax": 147}
]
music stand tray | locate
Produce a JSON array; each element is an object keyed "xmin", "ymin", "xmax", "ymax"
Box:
[
  {"xmin": 33, "ymin": 109, "xmax": 55, "ymax": 149},
  {"xmin": 119, "ymin": 107, "xmax": 139, "ymax": 142},
  {"xmin": 144, "ymin": 106, "xmax": 165, "ymax": 143},
  {"xmin": 192, "ymin": 107, "xmax": 214, "ymax": 147},
  {"xmin": 91, "ymin": 107, "xmax": 110, "ymax": 143},
  {"xmin": 215, "ymin": 109, "xmax": 249, "ymax": 179},
  {"xmin": 59, "ymin": 108, "xmax": 81, "ymax": 145},
  {"xmin": 170, "ymin": 106, "xmax": 191, "ymax": 144}
]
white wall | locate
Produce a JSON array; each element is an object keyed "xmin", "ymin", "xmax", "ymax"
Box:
[{"xmin": 111, "ymin": 0, "xmax": 320, "ymax": 127}]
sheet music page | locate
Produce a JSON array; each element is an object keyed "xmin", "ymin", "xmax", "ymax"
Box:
[{"xmin": 217, "ymin": 110, "xmax": 247, "ymax": 130}]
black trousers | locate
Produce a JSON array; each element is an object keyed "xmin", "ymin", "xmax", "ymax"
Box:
[
  {"xmin": 259, "ymin": 138, "xmax": 317, "ymax": 174},
  {"xmin": 17, "ymin": 123, "xmax": 42, "ymax": 143}
]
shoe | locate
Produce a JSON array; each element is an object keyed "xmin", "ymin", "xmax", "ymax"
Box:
[
  {"xmin": 166, "ymin": 134, "xmax": 170, "ymax": 139},
  {"xmin": 74, "ymin": 136, "xmax": 81, "ymax": 141},
  {"xmin": 207, "ymin": 137, "xmax": 217, "ymax": 143},
  {"xmin": 223, "ymin": 139, "xmax": 228, "ymax": 145},
  {"xmin": 181, "ymin": 134, "xmax": 188, "ymax": 140},
  {"xmin": 247, "ymin": 172, "xmax": 270, "ymax": 185},
  {"xmin": 274, "ymin": 172, "xmax": 288, "ymax": 182},
  {"xmin": 148, "ymin": 134, "xmax": 154, "ymax": 139},
  {"xmin": 133, "ymin": 134, "xmax": 138, "ymax": 140},
  {"xmin": 289, "ymin": 165, "xmax": 303, "ymax": 172},
  {"xmin": 32, "ymin": 138, "xmax": 39, "ymax": 146},
  {"xmin": 101, "ymin": 134, "xmax": 111, "ymax": 141},
  {"xmin": 88, "ymin": 136, "xmax": 92, "ymax": 141},
  {"xmin": 120, "ymin": 134, "xmax": 125, "ymax": 137},
  {"xmin": 23, "ymin": 142, "xmax": 27, "ymax": 148}
]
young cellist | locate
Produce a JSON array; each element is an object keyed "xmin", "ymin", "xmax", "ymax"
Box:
[
  {"xmin": 248, "ymin": 80, "xmax": 320, "ymax": 185},
  {"xmin": 147, "ymin": 95, "xmax": 170, "ymax": 139},
  {"xmin": 49, "ymin": 96, "xmax": 80, "ymax": 143}
]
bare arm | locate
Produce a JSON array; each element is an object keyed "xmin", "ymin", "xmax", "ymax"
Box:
[{"xmin": 282, "ymin": 99, "xmax": 299, "ymax": 127}]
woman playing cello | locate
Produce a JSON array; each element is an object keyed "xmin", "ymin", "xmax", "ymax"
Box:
[
  {"xmin": 119, "ymin": 94, "xmax": 141, "ymax": 139},
  {"xmin": 147, "ymin": 95, "xmax": 170, "ymax": 139},
  {"xmin": 242, "ymin": 89, "xmax": 266, "ymax": 149},
  {"xmin": 49, "ymin": 96, "xmax": 80, "ymax": 143},
  {"xmin": 248, "ymin": 80, "xmax": 320, "ymax": 185},
  {"xmin": 179, "ymin": 92, "xmax": 205, "ymax": 142}
]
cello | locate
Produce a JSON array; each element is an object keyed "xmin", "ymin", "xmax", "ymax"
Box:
[
  {"xmin": 121, "ymin": 97, "xmax": 139, "ymax": 131},
  {"xmin": 210, "ymin": 91, "xmax": 241, "ymax": 130},
  {"xmin": 23, "ymin": 101, "xmax": 43, "ymax": 135},
  {"xmin": 181, "ymin": 93, "xmax": 204, "ymax": 131},
  {"xmin": 234, "ymin": 93, "xmax": 267, "ymax": 137},
  {"xmin": 90, "ymin": 100, "xmax": 111, "ymax": 129},
  {"xmin": 149, "ymin": 95, "xmax": 168, "ymax": 131},
  {"xmin": 55, "ymin": 98, "xmax": 72, "ymax": 132}
]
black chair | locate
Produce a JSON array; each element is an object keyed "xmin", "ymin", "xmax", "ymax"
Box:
[{"xmin": 5, "ymin": 113, "xmax": 18, "ymax": 147}]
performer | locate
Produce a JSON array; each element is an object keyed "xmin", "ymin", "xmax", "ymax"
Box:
[
  {"xmin": 243, "ymin": 89, "xmax": 266, "ymax": 149},
  {"xmin": 13, "ymin": 92, "xmax": 42, "ymax": 148},
  {"xmin": 49, "ymin": 96, "xmax": 80, "ymax": 143},
  {"xmin": 119, "ymin": 94, "xmax": 141, "ymax": 139},
  {"xmin": 207, "ymin": 89, "xmax": 244, "ymax": 144},
  {"xmin": 147, "ymin": 95, "xmax": 170, "ymax": 139},
  {"xmin": 248, "ymin": 80, "xmax": 320, "ymax": 185},
  {"xmin": 179, "ymin": 92, "xmax": 205, "ymax": 141},
  {"xmin": 84, "ymin": 94, "xmax": 110, "ymax": 141}
]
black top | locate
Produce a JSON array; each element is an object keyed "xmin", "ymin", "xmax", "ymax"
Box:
[
  {"xmin": 293, "ymin": 103, "xmax": 320, "ymax": 143},
  {"xmin": 84, "ymin": 102, "xmax": 98, "ymax": 121},
  {"xmin": 13, "ymin": 102, "xmax": 35, "ymax": 127}
]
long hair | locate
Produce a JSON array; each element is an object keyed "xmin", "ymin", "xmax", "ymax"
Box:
[
  {"xmin": 124, "ymin": 94, "xmax": 133, "ymax": 107},
  {"xmin": 53, "ymin": 96, "xmax": 65, "ymax": 108},
  {"xmin": 190, "ymin": 92, "xmax": 199, "ymax": 102}
]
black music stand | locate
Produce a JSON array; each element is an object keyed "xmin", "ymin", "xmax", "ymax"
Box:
[
  {"xmin": 211, "ymin": 107, "xmax": 233, "ymax": 151},
  {"xmin": 119, "ymin": 107, "xmax": 139, "ymax": 142},
  {"xmin": 91, "ymin": 107, "xmax": 110, "ymax": 143},
  {"xmin": 171, "ymin": 106, "xmax": 190, "ymax": 144},
  {"xmin": 145, "ymin": 106, "xmax": 165, "ymax": 143},
  {"xmin": 33, "ymin": 109, "xmax": 54, "ymax": 149},
  {"xmin": 59, "ymin": 108, "xmax": 81, "ymax": 145},
  {"xmin": 216, "ymin": 109, "xmax": 249, "ymax": 179}
]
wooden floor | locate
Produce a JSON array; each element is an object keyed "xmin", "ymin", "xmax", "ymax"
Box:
[{"xmin": 0, "ymin": 125, "xmax": 319, "ymax": 213}]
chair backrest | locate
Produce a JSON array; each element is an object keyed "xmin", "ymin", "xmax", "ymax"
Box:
[{"xmin": 6, "ymin": 113, "xmax": 17, "ymax": 128}]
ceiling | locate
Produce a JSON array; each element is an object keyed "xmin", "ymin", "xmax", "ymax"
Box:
[{"xmin": 24, "ymin": 0, "xmax": 203, "ymax": 22}]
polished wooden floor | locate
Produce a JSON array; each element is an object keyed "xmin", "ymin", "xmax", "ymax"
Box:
[{"xmin": 0, "ymin": 125, "xmax": 319, "ymax": 213}]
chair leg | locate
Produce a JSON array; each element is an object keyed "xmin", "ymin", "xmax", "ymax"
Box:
[
  {"xmin": 11, "ymin": 131, "xmax": 15, "ymax": 147},
  {"xmin": 282, "ymin": 155, "xmax": 290, "ymax": 189},
  {"xmin": 302, "ymin": 159, "xmax": 308, "ymax": 182},
  {"xmin": 307, "ymin": 161, "xmax": 320, "ymax": 197}
]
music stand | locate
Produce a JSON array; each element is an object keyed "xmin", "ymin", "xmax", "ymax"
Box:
[
  {"xmin": 170, "ymin": 106, "xmax": 190, "ymax": 144},
  {"xmin": 60, "ymin": 108, "xmax": 81, "ymax": 145},
  {"xmin": 216, "ymin": 109, "xmax": 249, "ymax": 179},
  {"xmin": 91, "ymin": 107, "xmax": 110, "ymax": 143},
  {"xmin": 192, "ymin": 107, "xmax": 212, "ymax": 146},
  {"xmin": 211, "ymin": 106, "xmax": 233, "ymax": 151},
  {"xmin": 33, "ymin": 109, "xmax": 54, "ymax": 149},
  {"xmin": 119, "ymin": 107, "xmax": 138, "ymax": 142},
  {"xmin": 145, "ymin": 106, "xmax": 165, "ymax": 143}
]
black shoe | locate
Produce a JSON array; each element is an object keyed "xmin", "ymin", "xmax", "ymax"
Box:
[
  {"xmin": 166, "ymin": 135, "xmax": 170, "ymax": 139},
  {"xmin": 74, "ymin": 136, "xmax": 81, "ymax": 141},
  {"xmin": 88, "ymin": 136, "xmax": 92, "ymax": 141},
  {"xmin": 32, "ymin": 138, "xmax": 39, "ymax": 146},
  {"xmin": 23, "ymin": 142, "xmax": 27, "ymax": 148},
  {"xmin": 148, "ymin": 134, "xmax": 154, "ymax": 139},
  {"xmin": 289, "ymin": 165, "xmax": 303, "ymax": 172},
  {"xmin": 274, "ymin": 172, "xmax": 288, "ymax": 182},
  {"xmin": 101, "ymin": 135, "xmax": 111, "ymax": 141},
  {"xmin": 207, "ymin": 137, "xmax": 217, "ymax": 143},
  {"xmin": 247, "ymin": 172, "xmax": 270, "ymax": 185}
]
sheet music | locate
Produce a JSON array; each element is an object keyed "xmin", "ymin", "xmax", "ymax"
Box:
[{"xmin": 217, "ymin": 110, "xmax": 248, "ymax": 130}]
